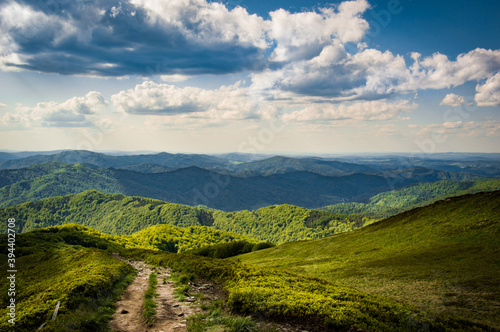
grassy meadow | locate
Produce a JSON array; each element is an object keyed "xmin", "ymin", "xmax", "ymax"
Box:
[{"xmin": 238, "ymin": 191, "xmax": 500, "ymax": 328}]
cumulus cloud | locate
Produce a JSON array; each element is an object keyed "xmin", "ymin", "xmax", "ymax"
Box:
[
  {"xmin": 440, "ymin": 93, "xmax": 465, "ymax": 106},
  {"xmin": 1, "ymin": 92, "xmax": 107, "ymax": 128},
  {"xmin": 282, "ymin": 99, "xmax": 416, "ymax": 122},
  {"xmin": 1, "ymin": 0, "xmax": 499, "ymax": 108},
  {"xmin": 251, "ymin": 47, "xmax": 500, "ymax": 101},
  {"xmin": 268, "ymin": 0, "xmax": 369, "ymax": 63},
  {"xmin": 475, "ymin": 73, "xmax": 500, "ymax": 106},
  {"xmin": 0, "ymin": 0, "xmax": 267, "ymax": 76},
  {"xmin": 111, "ymin": 81, "xmax": 264, "ymax": 120},
  {"xmin": 403, "ymin": 49, "xmax": 500, "ymax": 90}
]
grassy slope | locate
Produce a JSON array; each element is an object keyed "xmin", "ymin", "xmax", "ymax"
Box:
[
  {"xmin": 321, "ymin": 178, "xmax": 500, "ymax": 218},
  {"xmin": 0, "ymin": 221, "xmax": 493, "ymax": 331},
  {"xmin": 238, "ymin": 191, "xmax": 500, "ymax": 328},
  {"xmin": 0, "ymin": 229, "xmax": 135, "ymax": 331}
]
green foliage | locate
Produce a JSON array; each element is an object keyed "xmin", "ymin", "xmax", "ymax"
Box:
[
  {"xmin": 143, "ymin": 273, "xmax": 158, "ymax": 323},
  {"xmin": 0, "ymin": 162, "xmax": 122, "ymax": 208},
  {"xmin": 126, "ymin": 224, "xmax": 252, "ymax": 253},
  {"xmin": 0, "ymin": 231, "xmax": 135, "ymax": 331},
  {"xmin": 212, "ymin": 205, "xmax": 375, "ymax": 244},
  {"xmin": 0, "ymin": 190, "xmax": 203, "ymax": 234},
  {"xmin": 125, "ymin": 247, "xmax": 490, "ymax": 331},
  {"xmin": 2, "ymin": 159, "xmax": 479, "ymax": 212},
  {"xmin": 240, "ymin": 191, "xmax": 500, "ymax": 329},
  {"xmin": 3, "ymin": 195, "xmax": 496, "ymax": 332},
  {"xmin": 322, "ymin": 178, "xmax": 500, "ymax": 218},
  {"xmin": 0, "ymin": 190, "xmax": 371, "ymax": 244},
  {"xmin": 188, "ymin": 307, "xmax": 257, "ymax": 332},
  {"xmin": 170, "ymin": 272, "xmax": 194, "ymax": 301},
  {"xmin": 187, "ymin": 240, "xmax": 275, "ymax": 259}
]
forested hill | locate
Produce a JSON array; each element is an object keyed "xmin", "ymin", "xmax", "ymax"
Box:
[
  {"xmin": 0, "ymin": 161, "xmax": 481, "ymax": 210},
  {"xmin": 0, "ymin": 190, "xmax": 371, "ymax": 244},
  {"xmin": 322, "ymin": 178, "xmax": 500, "ymax": 218}
]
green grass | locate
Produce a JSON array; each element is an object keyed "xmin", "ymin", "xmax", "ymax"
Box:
[
  {"xmin": 143, "ymin": 273, "xmax": 158, "ymax": 323},
  {"xmin": 238, "ymin": 191, "xmax": 500, "ymax": 329},
  {"xmin": 125, "ymin": 247, "xmax": 491, "ymax": 331},
  {"xmin": 187, "ymin": 304, "xmax": 258, "ymax": 332},
  {"xmin": 0, "ymin": 240, "xmax": 135, "ymax": 331},
  {"xmin": 170, "ymin": 272, "xmax": 194, "ymax": 301},
  {"xmin": 2, "ymin": 192, "xmax": 497, "ymax": 331}
]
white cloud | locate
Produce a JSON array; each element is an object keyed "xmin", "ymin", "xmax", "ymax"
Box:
[
  {"xmin": 440, "ymin": 93, "xmax": 465, "ymax": 106},
  {"xmin": 251, "ymin": 47, "xmax": 500, "ymax": 101},
  {"xmin": 111, "ymin": 81, "xmax": 264, "ymax": 121},
  {"xmin": 0, "ymin": 103, "xmax": 6, "ymax": 108},
  {"xmin": 1, "ymin": 92, "xmax": 108, "ymax": 128},
  {"xmin": 160, "ymin": 74, "xmax": 191, "ymax": 82},
  {"xmin": 475, "ymin": 73, "xmax": 500, "ymax": 106},
  {"xmin": 268, "ymin": 0, "xmax": 369, "ymax": 63},
  {"xmin": 0, "ymin": 0, "xmax": 268, "ymax": 76},
  {"xmin": 404, "ymin": 49, "xmax": 500, "ymax": 91},
  {"xmin": 417, "ymin": 120, "xmax": 500, "ymax": 137},
  {"xmin": 283, "ymin": 99, "xmax": 416, "ymax": 122}
]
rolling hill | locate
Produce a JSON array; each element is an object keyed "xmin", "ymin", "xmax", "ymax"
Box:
[
  {"xmin": 0, "ymin": 190, "xmax": 370, "ymax": 243},
  {"xmin": 3, "ymin": 150, "xmax": 498, "ymax": 179},
  {"xmin": 1, "ymin": 202, "xmax": 496, "ymax": 331},
  {"xmin": 237, "ymin": 191, "xmax": 500, "ymax": 328}
]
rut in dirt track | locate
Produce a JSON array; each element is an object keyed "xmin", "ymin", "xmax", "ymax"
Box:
[{"xmin": 109, "ymin": 260, "xmax": 195, "ymax": 332}]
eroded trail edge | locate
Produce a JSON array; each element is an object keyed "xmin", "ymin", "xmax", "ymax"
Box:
[{"xmin": 110, "ymin": 258, "xmax": 195, "ymax": 332}]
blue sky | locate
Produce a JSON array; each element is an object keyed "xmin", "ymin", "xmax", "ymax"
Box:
[{"xmin": 0, "ymin": 0, "xmax": 499, "ymax": 153}]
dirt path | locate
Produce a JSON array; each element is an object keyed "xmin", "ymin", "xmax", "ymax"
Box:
[{"xmin": 110, "ymin": 259, "xmax": 195, "ymax": 332}]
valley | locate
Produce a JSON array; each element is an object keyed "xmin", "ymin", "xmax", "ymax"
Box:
[{"xmin": 0, "ymin": 151, "xmax": 499, "ymax": 331}]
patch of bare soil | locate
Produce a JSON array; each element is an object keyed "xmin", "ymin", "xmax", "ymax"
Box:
[{"xmin": 109, "ymin": 259, "xmax": 196, "ymax": 332}]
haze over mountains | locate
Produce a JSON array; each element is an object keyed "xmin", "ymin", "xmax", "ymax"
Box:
[{"xmin": 0, "ymin": 149, "xmax": 497, "ymax": 210}]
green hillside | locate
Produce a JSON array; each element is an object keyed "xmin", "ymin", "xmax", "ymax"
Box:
[
  {"xmin": 238, "ymin": 191, "xmax": 500, "ymax": 328},
  {"xmin": 212, "ymin": 205, "xmax": 373, "ymax": 244},
  {"xmin": 322, "ymin": 178, "xmax": 500, "ymax": 218},
  {"xmin": 0, "ymin": 226, "xmax": 135, "ymax": 331},
  {"xmin": 1, "ymin": 223, "xmax": 492, "ymax": 331},
  {"xmin": 124, "ymin": 224, "xmax": 253, "ymax": 253},
  {"xmin": 0, "ymin": 190, "xmax": 368, "ymax": 243},
  {"xmin": 0, "ymin": 162, "xmax": 122, "ymax": 207}
]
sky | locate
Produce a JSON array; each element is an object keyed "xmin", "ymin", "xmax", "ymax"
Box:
[{"xmin": 0, "ymin": 0, "xmax": 499, "ymax": 154}]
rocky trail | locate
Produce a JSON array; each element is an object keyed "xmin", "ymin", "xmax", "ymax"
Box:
[
  {"xmin": 109, "ymin": 259, "xmax": 195, "ymax": 332},
  {"xmin": 109, "ymin": 256, "xmax": 318, "ymax": 332}
]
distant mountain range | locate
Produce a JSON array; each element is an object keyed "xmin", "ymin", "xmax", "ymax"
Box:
[
  {"xmin": 1, "ymin": 150, "xmax": 499, "ymax": 177},
  {"xmin": 0, "ymin": 161, "xmax": 482, "ymax": 210}
]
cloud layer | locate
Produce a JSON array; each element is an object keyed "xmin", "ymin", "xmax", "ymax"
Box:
[
  {"xmin": 2, "ymin": 92, "xmax": 107, "ymax": 128},
  {"xmin": 1, "ymin": 0, "xmax": 499, "ymax": 104},
  {"xmin": 0, "ymin": 0, "xmax": 267, "ymax": 76}
]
